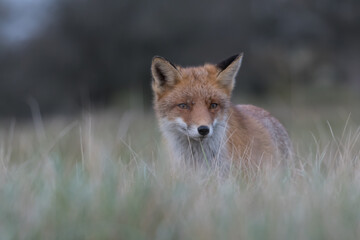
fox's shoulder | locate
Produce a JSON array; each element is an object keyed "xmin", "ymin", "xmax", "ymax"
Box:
[
  {"xmin": 233, "ymin": 104, "xmax": 292, "ymax": 160},
  {"xmin": 230, "ymin": 104, "xmax": 274, "ymax": 137},
  {"xmin": 232, "ymin": 104, "xmax": 284, "ymax": 133}
]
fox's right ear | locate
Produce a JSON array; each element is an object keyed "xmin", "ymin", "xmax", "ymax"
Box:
[
  {"xmin": 216, "ymin": 53, "xmax": 243, "ymax": 94},
  {"xmin": 151, "ymin": 56, "xmax": 181, "ymax": 96}
]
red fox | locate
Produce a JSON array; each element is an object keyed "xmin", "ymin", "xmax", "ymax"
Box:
[{"xmin": 151, "ymin": 54, "xmax": 292, "ymax": 168}]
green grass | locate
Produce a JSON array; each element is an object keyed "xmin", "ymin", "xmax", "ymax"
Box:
[{"xmin": 0, "ymin": 106, "xmax": 360, "ymax": 240}]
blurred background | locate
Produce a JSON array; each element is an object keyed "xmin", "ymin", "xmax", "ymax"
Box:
[{"xmin": 0, "ymin": 0, "xmax": 359, "ymax": 120}]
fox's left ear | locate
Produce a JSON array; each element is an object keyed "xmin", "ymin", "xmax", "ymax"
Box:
[
  {"xmin": 216, "ymin": 53, "xmax": 243, "ymax": 93},
  {"xmin": 151, "ymin": 56, "xmax": 181, "ymax": 97}
]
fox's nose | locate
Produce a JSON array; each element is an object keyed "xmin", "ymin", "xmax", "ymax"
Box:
[{"xmin": 198, "ymin": 125, "xmax": 210, "ymax": 136}]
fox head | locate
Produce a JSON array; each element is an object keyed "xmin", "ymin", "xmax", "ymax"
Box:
[{"xmin": 151, "ymin": 54, "xmax": 243, "ymax": 141}]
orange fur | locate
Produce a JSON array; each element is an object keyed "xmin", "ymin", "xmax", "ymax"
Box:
[{"xmin": 151, "ymin": 54, "xmax": 292, "ymax": 168}]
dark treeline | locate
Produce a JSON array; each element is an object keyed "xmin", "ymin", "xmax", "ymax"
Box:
[{"xmin": 0, "ymin": 0, "xmax": 359, "ymax": 117}]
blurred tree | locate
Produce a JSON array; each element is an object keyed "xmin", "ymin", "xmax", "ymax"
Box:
[{"xmin": 0, "ymin": 0, "xmax": 359, "ymax": 117}]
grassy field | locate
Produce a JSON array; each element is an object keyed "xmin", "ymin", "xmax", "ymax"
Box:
[{"xmin": 0, "ymin": 100, "xmax": 360, "ymax": 239}]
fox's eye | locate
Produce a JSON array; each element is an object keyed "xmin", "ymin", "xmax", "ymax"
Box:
[
  {"xmin": 210, "ymin": 103, "xmax": 218, "ymax": 109},
  {"xmin": 178, "ymin": 103, "xmax": 189, "ymax": 109}
]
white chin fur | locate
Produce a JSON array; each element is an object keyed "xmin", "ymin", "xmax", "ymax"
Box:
[{"xmin": 159, "ymin": 116, "xmax": 228, "ymax": 166}]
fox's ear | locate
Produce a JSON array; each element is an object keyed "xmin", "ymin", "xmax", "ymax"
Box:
[
  {"xmin": 151, "ymin": 56, "xmax": 181, "ymax": 96},
  {"xmin": 216, "ymin": 53, "xmax": 243, "ymax": 93}
]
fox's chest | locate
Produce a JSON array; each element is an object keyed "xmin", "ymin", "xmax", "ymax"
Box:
[{"xmin": 164, "ymin": 132, "xmax": 229, "ymax": 167}]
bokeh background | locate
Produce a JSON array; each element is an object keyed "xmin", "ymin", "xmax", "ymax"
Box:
[
  {"xmin": 0, "ymin": 0, "xmax": 359, "ymax": 119},
  {"xmin": 1, "ymin": 2, "xmax": 360, "ymax": 238}
]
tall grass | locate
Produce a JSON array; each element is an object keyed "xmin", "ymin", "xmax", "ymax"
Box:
[{"xmin": 0, "ymin": 109, "xmax": 359, "ymax": 240}]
